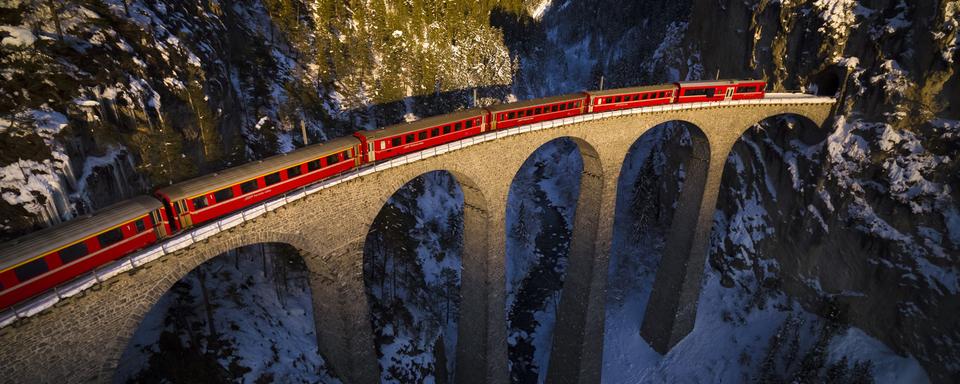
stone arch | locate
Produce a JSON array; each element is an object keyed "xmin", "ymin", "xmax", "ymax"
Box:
[
  {"xmin": 500, "ymin": 135, "xmax": 605, "ymax": 383},
  {"xmin": 720, "ymin": 110, "xmax": 832, "ymax": 173},
  {"xmin": 602, "ymin": 119, "xmax": 710, "ymax": 361},
  {"xmin": 104, "ymin": 230, "xmax": 315, "ymax": 381},
  {"xmin": 353, "ymin": 166, "xmax": 493, "ymax": 384},
  {"xmin": 708, "ymin": 110, "xmax": 834, "ymax": 321},
  {"xmin": 630, "ymin": 119, "xmax": 713, "ymax": 350}
]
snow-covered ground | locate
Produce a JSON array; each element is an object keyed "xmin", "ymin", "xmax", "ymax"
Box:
[
  {"xmin": 602, "ymin": 250, "xmax": 929, "ymax": 383},
  {"xmin": 505, "ymin": 138, "xmax": 583, "ymax": 382}
]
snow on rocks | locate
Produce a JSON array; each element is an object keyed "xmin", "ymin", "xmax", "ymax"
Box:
[{"xmin": 0, "ymin": 26, "xmax": 36, "ymax": 47}]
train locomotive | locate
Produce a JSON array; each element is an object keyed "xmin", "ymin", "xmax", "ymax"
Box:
[{"xmin": 0, "ymin": 80, "xmax": 766, "ymax": 310}]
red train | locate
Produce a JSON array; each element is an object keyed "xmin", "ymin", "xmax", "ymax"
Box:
[{"xmin": 0, "ymin": 80, "xmax": 766, "ymax": 310}]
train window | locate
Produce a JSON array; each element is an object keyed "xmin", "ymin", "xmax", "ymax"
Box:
[
  {"xmin": 614, "ymin": 96, "xmax": 621, "ymax": 103},
  {"xmin": 551, "ymin": 105, "xmax": 558, "ymax": 112},
  {"xmin": 193, "ymin": 196, "xmax": 208, "ymax": 210},
  {"xmin": 286, "ymin": 165, "xmax": 302, "ymax": 179},
  {"xmin": 666, "ymin": 91, "xmax": 672, "ymax": 97},
  {"xmin": 568, "ymin": 102, "xmax": 575, "ymax": 109},
  {"xmin": 605, "ymin": 97, "xmax": 613, "ymax": 104},
  {"xmin": 307, "ymin": 160, "xmax": 321, "ymax": 172},
  {"xmin": 455, "ymin": 122, "xmax": 462, "ymax": 131},
  {"xmin": 345, "ymin": 150, "xmax": 353, "ymax": 159},
  {"xmin": 559, "ymin": 103, "xmax": 566, "ymax": 111},
  {"xmin": 405, "ymin": 134, "xmax": 415, "ymax": 143},
  {"xmin": 214, "ymin": 187, "xmax": 234, "ymax": 203},
  {"xmin": 326, "ymin": 154, "xmax": 339, "ymax": 165},
  {"xmin": 391, "ymin": 137, "xmax": 401, "ymax": 147},
  {"xmin": 265, "ymin": 172, "xmax": 282, "ymax": 186},
  {"xmin": 532, "ymin": 107, "xmax": 539, "ymax": 115},
  {"xmin": 418, "ymin": 131, "xmax": 427, "ymax": 140},
  {"xmin": 684, "ymin": 88, "xmax": 712, "ymax": 96},
  {"xmin": 240, "ymin": 179, "xmax": 259, "ymax": 194},
  {"xmin": 98, "ymin": 228, "xmax": 124, "ymax": 248},
  {"xmin": 135, "ymin": 218, "xmax": 146, "ymax": 232},
  {"xmin": 634, "ymin": 94, "xmax": 641, "ymax": 101},
  {"xmin": 443, "ymin": 125, "xmax": 451, "ymax": 134},
  {"xmin": 431, "ymin": 128, "xmax": 439, "ymax": 137},
  {"xmin": 59, "ymin": 242, "xmax": 88, "ymax": 264},
  {"xmin": 14, "ymin": 258, "xmax": 48, "ymax": 282},
  {"xmin": 737, "ymin": 86, "xmax": 756, "ymax": 93},
  {"xmin": 466, "ymin": 119, "xmax": 474, "ymax": 128}
]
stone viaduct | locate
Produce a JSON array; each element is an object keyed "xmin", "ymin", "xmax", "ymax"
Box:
[{"xmin": 0, "ymin": 96, "xmax": 833, "ymax": 384}]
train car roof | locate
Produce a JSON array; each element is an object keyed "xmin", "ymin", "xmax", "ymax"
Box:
[
  {"xmin": 586, "ymin": 84, "xmax": 677, "ymax": 97},
  {"xmin": 677, "ymin": 79, "xmax": 760, "ymax": 87},
  {"xmin": 486, "ymin": 93, "xmax": 587, "ymax": 113},
  {"xmin": 359, "ymin": 108, "xmax": 488, "ymax": 141},
  {"xmin": 156, "ymin": 135, "xmax": 361, "ymax": 201},
  {"xmin": 0, "ymin": 195, "xmax": 162, "ymax": 270}
]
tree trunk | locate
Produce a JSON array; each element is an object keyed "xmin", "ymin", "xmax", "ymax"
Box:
[
  {"xmin": 46, "ymin": 0, "xmax": 63, "ymax": 41},
  {"xmin": 434, "ymin": 333, "xmax": 448, "ymax": 384},
  {"xmin": 196, "ymin": 269, "xmax": 218, "ymax": 347}
]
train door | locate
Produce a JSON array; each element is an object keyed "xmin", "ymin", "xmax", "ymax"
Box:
[
  {"xmin": 724, "ymin": 87, "xmax": 734, "ymax": 101},
  {"xmin": 151, "ymin": 209, "xmax": 169, "ymax": 238},
  {"xmin": 176, "ymin": 200, "xmax": 193, "ymax": 229}
]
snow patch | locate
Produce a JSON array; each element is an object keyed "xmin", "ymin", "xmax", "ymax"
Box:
[{"xmin": 0, "ymin": 25, "xmax": 36, "ymax": 47}]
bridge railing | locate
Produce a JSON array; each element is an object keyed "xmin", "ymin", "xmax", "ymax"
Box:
[{"xmin": 0, "ymin": 94, "xmax": 834, "ymax": 328}]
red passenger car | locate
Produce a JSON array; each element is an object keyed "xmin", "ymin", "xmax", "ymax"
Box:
[
  {"xmin": 729, "ymin": 80, "xmax": 767, "ymax": 100},
  {"xmin": 487, "ymin": 93, "xmax": 588, "ymax": 130},
  {"xmin": 586, "ymin": 84, "xmax": 678, "ymax": 113},
  {"xmin": 355, "ymin": 109, "xmax": 488, "ymax": 163},
  {"xmin": 155, "ymin": 136, "xmax": 362, "ymax": 231},
  {"xmin": 675, "ymin": 79, "xmax": 766, "ymax": 103},
  {"xmin": 0, "ymin": 196, "xmax": 170, "ymax": 309}
]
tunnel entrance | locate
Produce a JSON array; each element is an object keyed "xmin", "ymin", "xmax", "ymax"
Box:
[{"xmin": 807, "ymin": 67, "xmax": 843, "ymax": 97}]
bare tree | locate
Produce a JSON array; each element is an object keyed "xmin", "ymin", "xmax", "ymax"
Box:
[{"xmin": 45, "ymin": 0, "xmax": 63, "ymax": 41}]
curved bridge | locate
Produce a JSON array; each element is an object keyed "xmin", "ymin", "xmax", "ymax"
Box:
[{"xmin": 0, "ymin": 94, "xmax": 834, "ymax": 384}]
